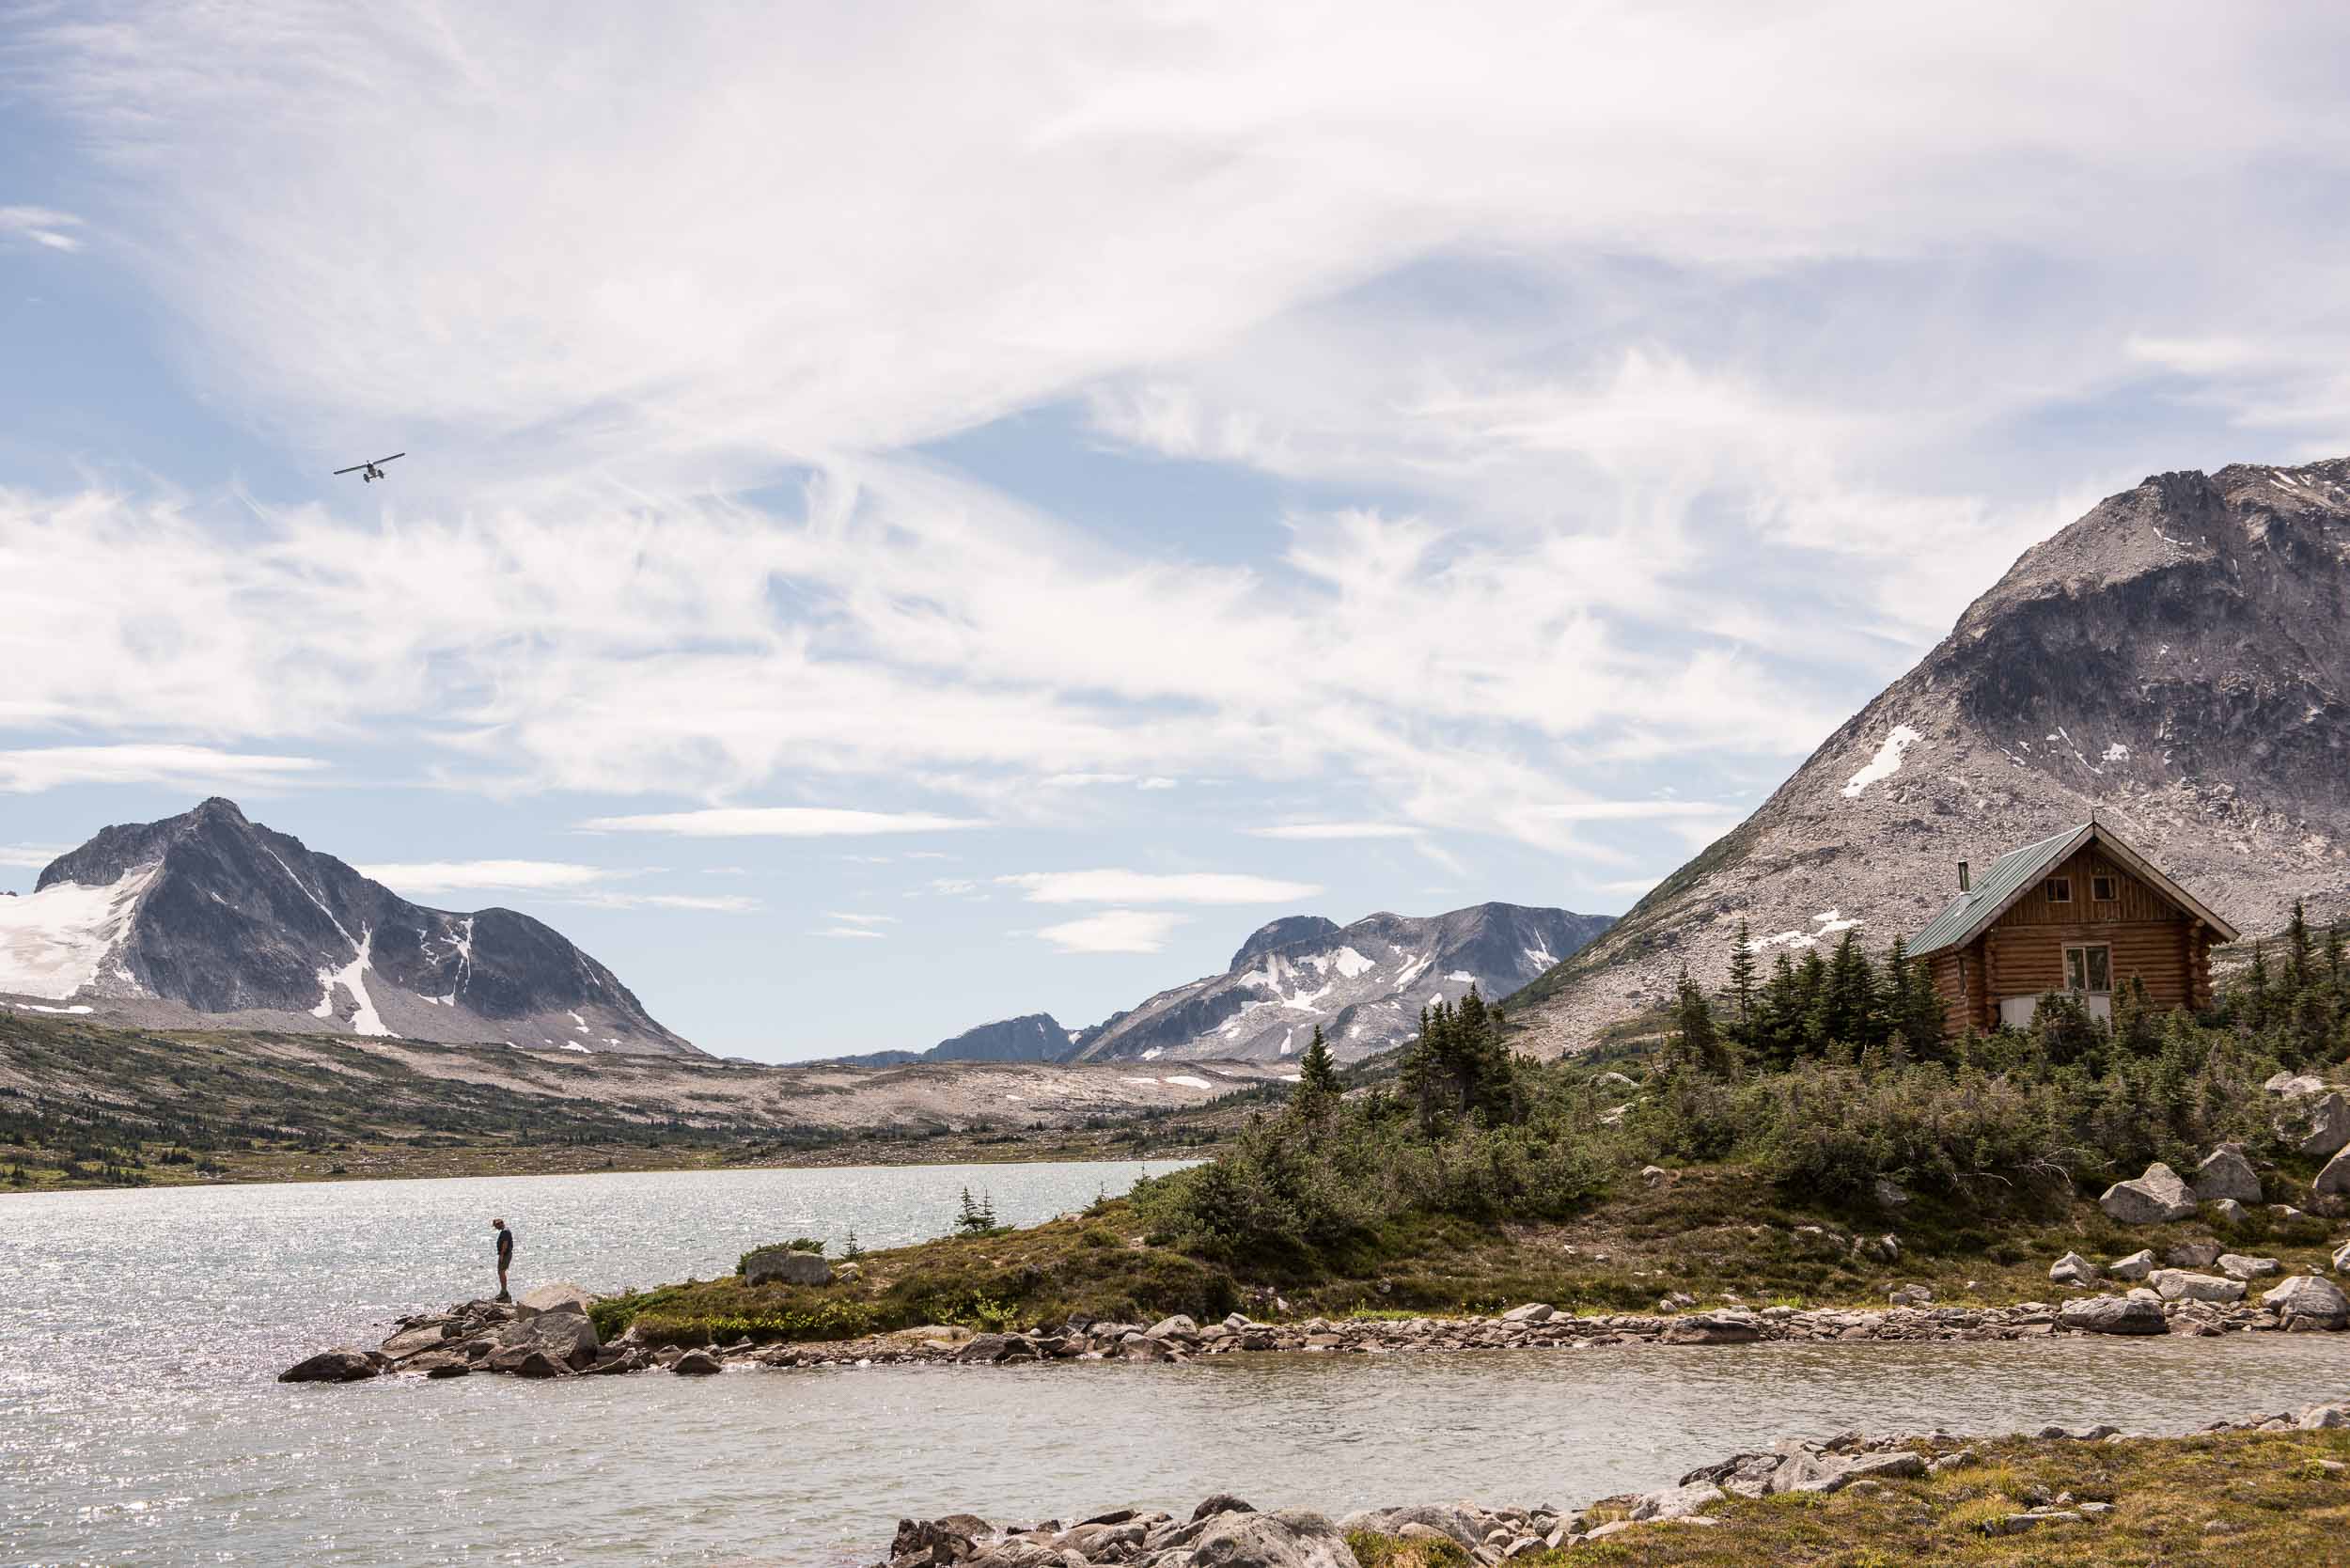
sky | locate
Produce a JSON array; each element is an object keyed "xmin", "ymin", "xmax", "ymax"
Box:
[{"xmin": 4, "ymin": 3, "xmax": 2348, "ymax": 1060}]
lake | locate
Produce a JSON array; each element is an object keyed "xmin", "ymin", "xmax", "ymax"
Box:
[{"xmin": 8, "ymin": 1161, "xmax": 2350, "ymax": 1565}]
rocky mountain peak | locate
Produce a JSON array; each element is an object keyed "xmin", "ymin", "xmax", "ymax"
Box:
[
  {"xmin": 6, "ymin": 799, "xmax": 695, "ymax": 1056},
  {"xmin": 1508, "ymin": 456, "xmax": 2350, "ymax": 1057},
  {"xmin": 1230, "ymin": 915, "xmax": 1342, "ymax": 971}
]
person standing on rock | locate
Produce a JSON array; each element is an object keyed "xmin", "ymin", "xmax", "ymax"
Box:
[{"xmin": 492, "ymin": 1217, "xmax": 516, "ymax": 1302}]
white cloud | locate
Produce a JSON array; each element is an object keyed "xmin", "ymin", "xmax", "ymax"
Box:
[
  {"xmin": 580, "ymin": 808, "xmax": 988, "ymax": 838},
  {"xmin": 574, "ymin": 892, "xmax": 760, "ymax": 914},
  {"xmin": 1529, "ymin": 801, "xmax": 1744, "ymax": 823},
  {"xmin": 356, "ymin": 859, "xmax": 615, "ymax": 896},
  {"xmin": 1245, "ymin": 822, "xmax": 1421, "ymax": 840},
  {"xmin": 1034, "ymin": 909, "xmax": 1189, "ymax": 954},
  {"xmin": 0, "ymin": 207, "xmax": 82, "ymax": 252},
  {"xmin": 822, "ymin": 911, "xmax": 897, "ymax": 926},
  {"xmin": 0, "ymin": 744, "xmax": 323, "ymax": 794},
  {"xmin": 809, "ymin": 925, "xmax": 886, "ymax": 939},
  {"xmin": 999, "ymin": 870, "xmax": 1322, "ymax": 905},
  {"xmin": 0, "ymin": 845, "xmax": 69, "ymax": 870}
]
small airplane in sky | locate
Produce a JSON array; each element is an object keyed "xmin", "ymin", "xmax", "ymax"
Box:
[{"xmin": 332, "ymin": 452, "xmax": 406, "ymax": 483}]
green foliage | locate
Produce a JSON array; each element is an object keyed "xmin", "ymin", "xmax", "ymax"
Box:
[
  {"xmin": 733, "ymin": 1237, "xmax": 825, "ymax": 1275},
  {"xmin": 1396, "ymin": 990, "xmax": 1520, "ymax": 1134},
  {"xmin": 955, "ymin": 1186, "xmax": 1002, "ymax": 1236},
  {"xmin": 1294, "ymin": 1026, "xmax": 1341, "ymax": 1108}
]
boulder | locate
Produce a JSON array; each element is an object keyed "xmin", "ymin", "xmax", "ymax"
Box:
[
  {"xmin": 2218, "ymin": 1254, "xmax": 2281, "ymax": 1281},
  {"xmin": 672, "ymin": 1349, "xmax": 724, "ymax": 1374},
  {"xmin": 515, "ymin": 1281, "xmax": 594, "ymax": 1317},
  {"xmin": 2058, "ymin": 1295, "xmax": 2169, "ymax": 1334},
  {"xmin": 1661, "ymin": 1312, "xmax": 1760, "ymax": 1345},
  {"xmin": 1873, "ymin": 1177, "xmax": 1911, "ymax": 1209},
  {"xmin": 2298, "ymin": 1094, "xmax": 2350, "ymax": 1159},
  {"xmin": 1500, "ymin": 1303, "xmax": 1554, "ymax": 1325},
  {"xmin": 2209, "ymin": 1200, "xmax": 2248, "ymax": 1226},
  {"xmin": 278, "ymin": 1347, "xmax": 380, "ymax": 1383},
  {"xmin": 1146, "ymin": 1314, "xmax": 1199, "ymax": 1340},
  {"xmin": 1338, "ymin": 1506, "xmax": 1486, "ymax": 1551},
  {"xmin": 2192, "ymin": 1147, "xmax": 2263, "ymax": 1205},
  {"xmin": 2319, "ymin": 1148, "xmax": 2350, "ymax": 1197},
  {"xmin": 2107, "ymin": 1249, "xmax": 2155, "ymax": 1281},
  {"xmin": 2167, "ymin": 1240, "xmax": 2223, "ymax": 1268},
  {"xmin": 1868, "ymin": 1233, "xmax": 1903, "ymax": 1262},
  {"xmin": 2099, "ymin": 1162, "xmax": 2197, "ymax": 1224},
  {"xmin": 1629, "ymin": 1482, "xmax": 1722, "ymax": 1522},
  {"xmin": 381, "ymin": 1324, "xmax": 454, "ymax": 1359},
  {"xmin": 2048, "ymin": 1252, "xmax": 2099, "ymax": 1286},
  {"xmin": 2150, "ymin": 1270, "xmax": 2245, "ymax": 1304},
  {"xmin": 2332, "ymin": 1239, "xmax": 2350, "ymax": 1274},
  {"xmin": 743, "ymin": 1246, "xmax": 832, "ymax": 1287},
  {"xmin": 493, "ymin": 1306, "xmax": 601, "ymax": 1370},
  {"xmin": 1189, "ymin": 1509, "xmax": 1357, "ymax": 1568},
  {"xmin": 2264, "ymin": 1275, "xmax": 2350, "ymax": 1326},
  {"xmin": 1192, "ymin": 1496, "xmax": 1257, "ymax": 1524},
  {"xmin": 2268, "ymin": 1072, "xmax": 2326, "ymax": 1097},
  {"xmin": 1770, "ymin": 1450, "xmax": 1928, "ymax": 1495},
  {"xmin": 956, "ymin": 1334, "xmax": 1010, "ymax": 1364},
  {"xmin": 508, "ymin": 1348, "xmax": 569, "ymax": 1378}
]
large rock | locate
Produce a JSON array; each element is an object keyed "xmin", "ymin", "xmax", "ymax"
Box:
[
  {"xmin": 672, "ymin": 1349, "xmax": 724, "ymax": 1374},
  {"xmin": 2268, "ymin": 1072, "xmax": 2326, "ymax": 1098},
  {"xmin": 2059, "ymin": 1295, "xmax": 2169, "ymax": 1334},
  {"xmin": 2150, "ymin": 1270, "xmax": 2245, "ymax": 1304},
  {"xmin": 2264, "ymin": 1275, "xmax": 2350, "ymax": 1326},
  {"xmin": 2048, "ymin": 1252, "xmax": 2099, "ymax": 1286},
  {"xmin": 2167, "ymin": 1240, "xmax": 2223, "ymax": 1268},
  {"xmin": 278, "ymin": 1347, "xmax": 380, "ymax": 1383},
  {"xmin": 2107, "ymin": 1249, "xmax": 2156, "ymax": 1281},
  {"xmin": 2297, "ymin": 1095, "xmax": 2350, "ymax": 1159},
  {"xmin": 1769, "ymin": 1450, "xmax": 1928, "ymax": 1495},
  {"xmin": 492, "ymin": 1306, "xmax": 601, "ymax": 1370},
  {"xmin": 2192, "ymin": 1147, "xmax": 2263, "ymax": 1205},
  {"xmin": 1661, "ymin": 1311, "xmax": 1761, "ymax": 1345},
  {"xmin": 2319, "ymin": 1148, "xmax": 2350, "ymax": 1197},
  {"xmin": 515, "ymin": 1281, "xmax": 594, "ymax": 1317},
  {"xmin": 2218, "ymin": 1254, "xmax": 2281, "ymax": 1281},
  {"xmin": 1189, "ymin": 1509, "xmax": 1358, "ymax": 1568},
  {"xmin": 1629, "ymin": 1482, "xmax": 1723, "ymax": 1522},
  {"xmin": 1338, "ymin": 1506, "xmax": 1485, "ymax": 1550},
  {"xmin": 2099, "ymin": 1163, "xmax": 2197, "ymax": 1224},
  {"xmin": 381, "ymin": 1323, "xmax": 455, "ymax": 1359},
  {"xmin": 743, "ymin": 1246, "xmax": 833, "ymax": 1287},
  {"xmin": 1146, "ymin": 1314, "xmax": 1199, "ymax": 1340}
]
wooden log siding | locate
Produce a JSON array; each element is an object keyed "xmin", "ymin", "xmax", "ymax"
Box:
[{"xmin": 1914, "ymin": 839, "xmax": 2215, "ymax": 1032}]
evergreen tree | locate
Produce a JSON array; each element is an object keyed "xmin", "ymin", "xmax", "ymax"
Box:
[
  {"xmin": 1294, "ymin": 1025, "xmax": 1341, "ymax": 1109},
  {"xmin": 1669, "ymin": 965, "xmax": 1731, "ymax": 1076},
  {"xmin": 2244, "ymin": 941, "xmax": 2272, "ymax": 1032},
  {"xmin": 1884, "ymin": 936, "xmax": 1945, "ymax": 1058},
  {"xmin": 1822, "ymin": 930, "xmax": 1881, "ymax": 1047},
  {"xmin": 1726, "ymin": 921, "xmax": 1760, "ymax": 1049}
]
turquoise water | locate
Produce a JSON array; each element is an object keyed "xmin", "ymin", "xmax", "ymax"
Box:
[{"xmin": 8, "ymin": 1162, "xmax": 2350, "ymax": 1566}]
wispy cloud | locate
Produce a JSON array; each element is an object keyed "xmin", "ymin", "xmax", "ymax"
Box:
[
  {"xmin": 0, "ymin": 745, "xmax": 323, "ymax": 794},
  {"xmin": 1529, "ymin": 801, "xmax": 1743, "ymax": 823},
  {"xmin": 1034, "ymin": 908, "xmax": 1188, "ymax": 954},
  {"xmin": 999, "ymin": 870, "xmax": 1322, "ymax": 904},
  {"xmin": 809, "ymin": 924, "xmax": 887, "ymax": 939},
  {"xmin": 0, "ymin": 206, "xmax": 82, "ymax": 252},
  {"xmin": 357, "ymin": 860, "xmax": 615, "ymax": 896},
  {"xmin": 822, "ymin": 911, "xmax": 898, "ymax": 926},
  {"xmin": 581, "ymin": 808, "xmax": 988, "ymax": 838},
  {"xmin": 574, "ymin": 891, "xmax": 761, "ymax": 914},
  {"xmin": 1245, "ymin": 822, "xmax": 1421, "ymax": 840},
  {"xmin": 0, "ymin": 844, "xmax": 70, "ymax": 870}
]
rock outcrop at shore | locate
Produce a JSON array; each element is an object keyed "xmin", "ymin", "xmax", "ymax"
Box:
[
  {"xmin": 868, "ymin": 1399, "xmax": 2350, "ymax": 1567},
  {"xmin": 282, "ymin": 1275, "xmax": 2350, "ymax": 1384},
  {"xmin": 866, "ymin": 1399, "xmax": 2350, "ymax": 1567}
]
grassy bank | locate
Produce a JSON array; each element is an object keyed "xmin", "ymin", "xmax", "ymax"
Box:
[
  {"xmin": 1352, "ymin": 1427, "xmax": 2350, "ymax": 1565},
  {"xmin": 603, "ymin": 942, "xmax": 2350, "ymax": 1346}
]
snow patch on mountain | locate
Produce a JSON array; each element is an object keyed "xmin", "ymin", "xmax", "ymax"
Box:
[
  {"xmin": 1842, "ymin": 724, "xmax": 1922, "ymax": 798},
  {"xmin": 0, "ymin": 864, "xmax": 159, "ymax": 1000}
]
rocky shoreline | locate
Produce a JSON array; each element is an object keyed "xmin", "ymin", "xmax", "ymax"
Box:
[
  {"xmin": 863, "ymin": 1400, "xmax": 2350, "ymax": 1567},
  {"xmin": 281, "ymin": 1263, "xmax": 2350, "ymax": 1385}
]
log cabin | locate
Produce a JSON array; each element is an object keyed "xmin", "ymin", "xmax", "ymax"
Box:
[{"xmin": 1907, "ymin": 820, "xmax": 2239, "ymax": 1036}]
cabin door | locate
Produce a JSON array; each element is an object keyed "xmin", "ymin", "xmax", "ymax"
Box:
[{"xmin": 2064, "ymin": 943, "xmax": 2113, "ymax": 1021}]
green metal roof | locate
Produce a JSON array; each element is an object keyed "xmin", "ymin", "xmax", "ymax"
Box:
[{"xmin": 1907, "ymin": 823, "xmax": 2092, "ymax": 958}]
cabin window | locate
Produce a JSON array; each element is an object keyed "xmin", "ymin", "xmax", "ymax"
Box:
[
  {"xmin": 2064, "ymin": 944, "xmax": 2112, "ymax": 994},
  {"xmin": 2092, "ymin": 873, "xmax": 2118, "ymax": 902},
  {"xmin": 2044, "ymin": 876, "xmax": 2073, "ymax": 903}
]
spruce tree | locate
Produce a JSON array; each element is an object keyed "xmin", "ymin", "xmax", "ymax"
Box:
[
  {"xmin": 1295, "ymin": 1025, "xmax": 1340, "ymax": 1105},
  {"xmin": 1671, "ymin": 965, "xmax": 1728, "ymax": 1076},
  {"xmin": 1726, "ymin": 921, "xmax": 1759, "ymax": 1049}
]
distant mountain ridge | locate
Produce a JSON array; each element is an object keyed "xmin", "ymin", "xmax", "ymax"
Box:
[
  {"xmin": 0, "ymin": 798, "xmax": 695, "ymax": 1055},
  {"xmin": 1067, "ymin": 902, "xmax": 1614, "ymax": 1064},
  {"xmin": 829, "ymin": 1011, "xmax": 1081, "ymax": 1069},
  {"xmin": 1508, "ymin": 456, "xmax": 2350, "ymax": 1057}
]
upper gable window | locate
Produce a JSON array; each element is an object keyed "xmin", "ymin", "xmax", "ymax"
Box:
[
  {"xmin": 2092, "ymin": 873, "xmax": 2118, "ymax": 902},
  {"xmin": 2044, "ymin": 876, "xmax": 2073, "ymax": 904}
]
